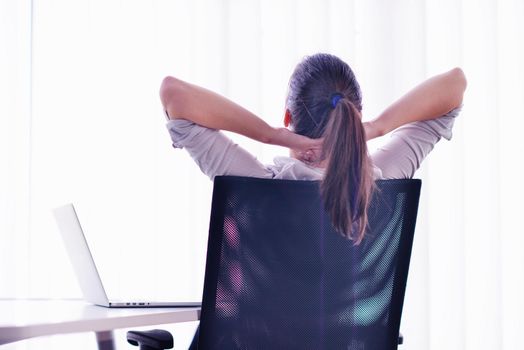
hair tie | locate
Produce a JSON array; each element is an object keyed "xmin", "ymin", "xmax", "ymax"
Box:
[{"xmin": 331, "ymin": 93, "xmax": 343, "ymax": 108}]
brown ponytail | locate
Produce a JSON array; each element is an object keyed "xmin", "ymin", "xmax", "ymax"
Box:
[{"xmin": 320, "ymin": 98, "xmax": 374, "ymax": 244}]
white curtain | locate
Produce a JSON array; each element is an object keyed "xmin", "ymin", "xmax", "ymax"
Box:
[
  {"xmin": 1, "ymin": 0, "xmax": 523, "ymax": 349},
  {"xmin": 1, "ymin": 0, "xmax": 32, "ymax": 299}
]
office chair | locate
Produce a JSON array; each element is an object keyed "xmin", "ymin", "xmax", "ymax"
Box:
[{"xmin": 127, "ymin": 176, "xmax": 421, "ymax": 349}]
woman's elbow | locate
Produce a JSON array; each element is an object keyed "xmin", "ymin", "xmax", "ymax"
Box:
[
  {"xmin": 159, "ymin": 76, "xmax": 186, "ymax": 119},
  {"xmin": 451, "ymin": 67, "xmax": 467, "ymax": 91},
  {"xmin": 449, "ymin": 67, "xmax": 467, "ymax": 107}
]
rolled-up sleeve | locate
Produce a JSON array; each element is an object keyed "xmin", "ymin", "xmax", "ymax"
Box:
[
  {"xmin": 166, "ymin": 119, "xmax": 273, "ymax": 180},
  {"xmin": 370, "ymin": 106, "xmax": 462, "ymax": 179}
]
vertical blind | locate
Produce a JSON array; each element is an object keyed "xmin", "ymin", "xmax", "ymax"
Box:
[{"xmin": 1, "ymin": 0, "xmax": 523, "ymax": 349}]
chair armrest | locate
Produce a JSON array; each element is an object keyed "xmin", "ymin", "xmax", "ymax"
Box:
[{"xmin": 127, "ymin": 329, "xmax": 173, "ymax": 350}]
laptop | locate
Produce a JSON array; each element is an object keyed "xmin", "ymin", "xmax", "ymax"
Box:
[{"xmin": 53, "ymin": 203, "xmax": 201, "ymax": 308}]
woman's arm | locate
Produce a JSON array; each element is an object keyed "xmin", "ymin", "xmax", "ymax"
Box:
[
  {"xmin": 364, "ymin": 68, "xmax": 467, "ymax": 140},
  {"xmin": 160, "ymin": 76, "xmax": 321, "ymax": 153}
]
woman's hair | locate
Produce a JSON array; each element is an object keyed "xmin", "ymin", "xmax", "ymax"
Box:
[{"xmin": 286, "ymin": 53, "xmax": 374, "ymax": 244}]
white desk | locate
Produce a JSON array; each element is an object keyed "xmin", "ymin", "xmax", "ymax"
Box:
[{"xmin": 0, "ymin": 299, "xmax": 200, "ymax": 349}]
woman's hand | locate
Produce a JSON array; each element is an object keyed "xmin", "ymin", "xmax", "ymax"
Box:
[{"xmin": 271, "ymin": 127, "xmax": 323, "ymax": 164}]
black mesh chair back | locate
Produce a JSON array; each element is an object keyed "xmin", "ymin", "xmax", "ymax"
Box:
[{"xmin": 198, "ymin": 176, "xmax": 421, "ymax": 350}]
